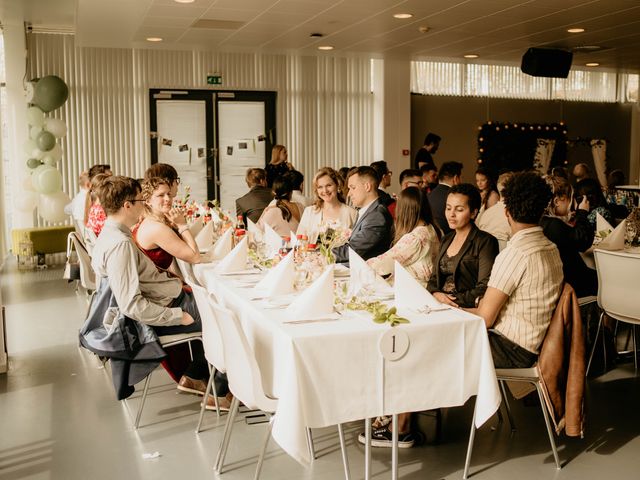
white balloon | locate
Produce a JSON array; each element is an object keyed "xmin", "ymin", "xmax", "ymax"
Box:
[
  {"xmin": 27, "ymin": 106, "xmax": 45, "ymax": 127},
  {"xmin": 38, "ymin": 191, "xmax": 71, "ymax": 223},
  {"xmin": 30, "ymin": 125, "xmax": 43, "ymax": 140},
  {"xmin": 42, "ymin": 154, "xmax": 57, "ymax": 166},
  {"xmin": 49, "ymin": 143, "xmax": 63, "ymax": 162},
  {"xmin": 44, "ymin": 117, "xmax": 67, "ymax": 138},
  {"xmin": 31, "ymin": 148, "xmax": 45, "ymax": 160},
  {"xmin": 23, "ymin": 139, "xmax": 38, "ymax": 155},
  {"xmin": 15, "ymin": 190, "xmax": 39, "ymax": 212},
  {"xmin": 22, "ymin": 175, "xmax": 36, "ymax": 191}
]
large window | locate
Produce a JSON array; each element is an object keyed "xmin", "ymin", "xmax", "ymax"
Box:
[{"xmin": 0, "ymin": 32, "xmax": 8, "ymax": 257}]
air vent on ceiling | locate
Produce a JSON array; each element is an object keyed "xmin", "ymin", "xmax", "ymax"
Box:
[{"xmin": 191, "ymin": 19, "xmax": 245, "ymax": 30}]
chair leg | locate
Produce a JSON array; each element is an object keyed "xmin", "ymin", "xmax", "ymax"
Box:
[
  {"xmin": 535, "ymin": 382, "xmax": 561, "ymax": 470},
  {"xmin": 586, "ymin": 312, "xmax": 604, "ymax": 376},
  {"xmin": 633, "ymin": 325, "xmax": 638, "ymax": 373},
  {"xmin": 195, "ymin": 372, "xmax": 215, "ymax": 433},
  {"xmin": 337, "ymin": 424, "xmax": 351, "ymax": 480},
  {"xmin": 462, "ymin": 408, "xmax": 477, "ymax": 480},
  {"xmin": 306, "ymin": 428, "xmax": 316, "ymax": 461},
  {"xmin": 254, "ymin": 415, "xmax": 275, "ymax": 480},
  {"xmin": 391, "ymin": 413, "xmax": 399, "ymax": 480},
  {"xmin": 134, "ymin": 374, "xmax": 152, "ymax": 429},
  {"xmin": 215, "ymin": 396, "xmax": 240, "ymax": 474},
  {"xmin": 499, "ymin": 381, "xmax": 516, "ymax": 432},
  {"xmin": 364, "ymin": 418, "xmax": 372, "ymax": 480}
]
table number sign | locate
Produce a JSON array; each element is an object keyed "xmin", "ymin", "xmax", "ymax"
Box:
[{"xmin": 379, "ymin": 328, "xmax": 410, "ymax": 361}]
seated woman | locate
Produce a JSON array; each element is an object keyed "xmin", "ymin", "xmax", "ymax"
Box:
[
  {"xmin": 475, "ymin": 167, "xmax": 499, "ymax": 221},
  {"xmin": 367, "ymin": 187, "xmax": 440, "ymax": 286},
  {"xmin": 297, "ymin": 167, "xmax": 357, "ymax": 242},
  {"xmin": 258, "ymin": 177, "xmax": 304, "ymax": 237},
  {"xmin": 265, "ymin": 144, "xmax": 293, "ymax": 187},
  {"xmin": 427, "ymin": 183, "xmax": 499, "ymax": 308},
  {"xmin": 575, "ymin": 178, "xmax": 613, "ymax": 229},
  {"xmin": 541, "ymin": 175, "xmax": 597, "ymax": 297},
  {"xmin": 85, "ymin": 173, "xmax": 110, "ymax": 238}
]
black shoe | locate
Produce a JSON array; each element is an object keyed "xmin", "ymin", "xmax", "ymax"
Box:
[{"xmin": 357, "ymin": 426, "xmax": 415, "ymax": 448}]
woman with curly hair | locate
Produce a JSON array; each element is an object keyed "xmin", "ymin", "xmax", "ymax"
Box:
[{"xmin": 257, "ymin": 176, "xmax": 304, "ymax": 237}]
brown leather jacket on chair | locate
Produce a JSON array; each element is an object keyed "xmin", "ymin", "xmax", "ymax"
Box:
[{"xmin": 538, "ymin": 283, "xmax": 585, "ymax": 437}]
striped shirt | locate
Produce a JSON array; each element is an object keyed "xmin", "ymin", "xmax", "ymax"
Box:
[{"xmin": 488, "ymin": 226, "xmax": 563, "ymax": 354}]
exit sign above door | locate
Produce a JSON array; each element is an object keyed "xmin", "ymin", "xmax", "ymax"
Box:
[{"xmin": 207, "ymin": 74, "xmax": 223, "ymax": 85}]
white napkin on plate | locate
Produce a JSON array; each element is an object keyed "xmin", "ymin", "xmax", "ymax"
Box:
[
  {"xmin": 284, "ymin": 265, "xmax": 335, "ymax": 320},
  {"xmin": 596, "ymin": 212, "xmax": 614, "ymax": 237},
  {"xmin": 247, "ymin": 218, "xmax": 263, "ymax": 241},
  {"xmin": 211, "ymin": 227, "xmax": 233, "ymax": 260},
  {"xmin": 188, "ymin": 218, "xmax": 204, "ymax": 238},
  {"xmin": 598, "ymin": 219, "xmax": 626, "ymax": 250},
  {"xmin": 394, "ymin": 261, "xmax": 442, "ymax": 311},
  {"xmin": 195, "ymin": 221, "xmax": 215, "ymax": 250},
  {"xmin": 264, "ymin": 223, "xmax": 283, "ymax": 258},
  {"xmin": 349, "ymin": 248, "xmax": 393, "ymax": 296},
  {"xmin": 215, "ymin": 236, "xmax": 248, "ymax": 273},
  {"xmin": 290, "ymin": 231, "xmax": 298, "ymax": 248},
  {"xmin": 253, "ymin": 250, "xmax": 295, "ymax": 296}
]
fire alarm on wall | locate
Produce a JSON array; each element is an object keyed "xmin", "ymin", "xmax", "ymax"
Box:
[{"xmin": 402, "ymin": 149, "xmax": 410, "ymax": 156}]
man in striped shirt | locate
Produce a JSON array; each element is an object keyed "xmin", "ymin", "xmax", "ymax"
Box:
[{"xmin": 469, "ymin": 172, "xmax": 563, "ymax": 368}]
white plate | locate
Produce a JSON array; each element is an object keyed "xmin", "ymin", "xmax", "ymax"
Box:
[{"xmin": 218, "ymin": 269, "xmax": 261, "ymax": 276}]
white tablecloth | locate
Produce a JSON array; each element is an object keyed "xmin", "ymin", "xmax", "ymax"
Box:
[{"xmin": 194, "ymin": 263, "xmax": 501, "ymax": 466}]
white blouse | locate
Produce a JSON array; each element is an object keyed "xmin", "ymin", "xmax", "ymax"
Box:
[{"xmin": 297, "ymin": 203, "xmax": 357, "ymax": 243}]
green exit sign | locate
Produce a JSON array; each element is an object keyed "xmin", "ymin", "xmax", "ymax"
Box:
[{"xmin": 207, "ymin": 74, "xmax": 223, "ymax": 85}]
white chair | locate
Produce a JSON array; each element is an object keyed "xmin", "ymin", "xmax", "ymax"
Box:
[
  {"xmin": 67, "ymin": 232, "xmax": 96, "ymax": 293},
  {"xmin": 587, "ymin": 249, "xmax": 640, "ymax": 375},
  {"xmin": 210, "ymin": 302, "xmax": 351, "ymax": 480}
]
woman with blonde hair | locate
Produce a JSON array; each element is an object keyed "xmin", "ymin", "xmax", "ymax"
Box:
[
  {"xmin": 265, "ymin": 144, "xmax": 293, "ymax": 187},
  {"xmin": 297, "ymin": 167, "xmax": 357, "ymax": 242}
]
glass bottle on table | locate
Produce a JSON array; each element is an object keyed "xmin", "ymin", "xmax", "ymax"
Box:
[{"xmin": 234, "ymin": 215, "xmax": 246, "ymax": 244}]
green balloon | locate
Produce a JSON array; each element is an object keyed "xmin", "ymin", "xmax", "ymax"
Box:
[
  {"xmin": 34, "ymin": 165, "xmax": 62, "ymax": 194},
  {"xmin": 36, "ymin": 131, "xmax": 56, "ymax": 151},
  {"xmin": 33, "ymin": 75, "xmax": 69, "ymax": 113},
  {"xmin": 27, "ymin": 158, "xmax": 41, "ymax": 169}
]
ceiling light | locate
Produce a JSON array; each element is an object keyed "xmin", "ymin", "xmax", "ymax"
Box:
[
  {"xmin": 393, "ymin": 13, "xmax": 413, "ymax": 19},
  {"xmin": 309, "ymin": 33, "xmax": 324, "ymax": 38},
  {"xmin": 464, "ymin": 54, "xmax": 479, "ymax": 59},
  {"xmin": 174, "ymin": 0, "xmax": 195, "ymax": 3},
  {"xmin": 567, "ymin": 27, "xmax": 585, "ymax": 33},
  {"xmin": 146, "ymin": 37, "xmax": 163, "ymax": 42},
  {"xmin": 586, "ymin": 62, "xmax": 600, "ymax": 67},
  {"xmin": 317, "ymin": 45, "xmax": 334, "ymax": 51}
]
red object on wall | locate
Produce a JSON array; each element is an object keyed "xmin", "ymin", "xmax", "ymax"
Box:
[{"xmin": 402, "ymin": 149, "xmax": 409, "ymax": 156}]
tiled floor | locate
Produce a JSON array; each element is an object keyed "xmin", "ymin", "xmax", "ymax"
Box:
[{"xmin": 1, "ymin": 263, "xmax": 639, "ymax": 479}]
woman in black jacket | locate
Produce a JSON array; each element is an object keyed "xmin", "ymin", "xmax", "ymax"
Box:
[
  {"xmin": 427, "ymin": 184, "xmax": 499, "ymax": 308},
  {"xmin": 541, "ymin": 175, "xmax": 597, "ymax": 297}
]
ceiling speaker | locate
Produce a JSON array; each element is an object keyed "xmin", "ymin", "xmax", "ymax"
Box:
[{"xmin": 521, "ymin": 48, "xmax": 573, "ymax": 78}]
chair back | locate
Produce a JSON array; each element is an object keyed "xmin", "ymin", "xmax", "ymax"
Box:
[
  {"xmin": 70, "ymin": 232, "xmax": 96, "ymax": 290},
  {"xmin": 188, "ymin": 280, "xmax": 225, "ymax": 372},
  {"xmin": 594, "ymin": 249, "xmax": 640, "ymax": 323},
  {"xmin": 210, "ymin": 302, "xmax": 277, "ymax": 413},
  {"xmin": 83, "ymin": 227, "xmax": 97, "ymax": 256}
]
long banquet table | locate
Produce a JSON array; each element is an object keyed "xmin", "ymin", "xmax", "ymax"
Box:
[{"xmin": 193, "ymin": 263, "xmax": 501, "ymax": 468}]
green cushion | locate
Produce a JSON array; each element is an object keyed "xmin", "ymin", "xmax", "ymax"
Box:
[{"xmin": 12, "ymin": 226, "xmax": 75, "ymax": 254}]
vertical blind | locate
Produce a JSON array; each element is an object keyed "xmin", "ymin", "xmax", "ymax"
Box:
[{"xmin": 26, "ymin": 33, "xmax": 373, "ymax": 211}]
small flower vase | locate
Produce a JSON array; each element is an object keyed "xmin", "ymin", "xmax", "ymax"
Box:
[{"xmin": 625, "ymin": 207, "xmax": 640, "ymax": 248}]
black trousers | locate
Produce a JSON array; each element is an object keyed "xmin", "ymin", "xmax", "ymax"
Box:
[{"xmin": 488, "ymin": 329, "xmax": 538, "ymax": 369}]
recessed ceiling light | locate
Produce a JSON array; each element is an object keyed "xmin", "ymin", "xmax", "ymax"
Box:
[
  {"xmin": 393, "ymin": 13, "xmax": 413, "ymax": 19},
  {"xmin": 317, "ymin": 45, "xmax": 334, "ymax": 51},
  {"xmin": 464, "ymin": 54, "xmax": 479, "ymax": 59},
  {"xmin": 567, "ymin": 27, "xmax": 585, "ymax": 33},
  {"xmin": 146, "ymin": 37, "xmax": 163, "ymax": 42},
  {"xmin": 586, "ymin": 62, "xmax": 600, "ymax": 67},
  {"xmin": 174, "ymin": 0, "xmax": 195, "ymax": 3}
]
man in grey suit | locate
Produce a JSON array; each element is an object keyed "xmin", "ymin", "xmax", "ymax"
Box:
[
  {"xmin": 333, "ymin": 166, "xmax": 393, "ymax": 264},
  {"xmin": 235, "ymin": 168, "xmax": 274, "ymax": 224},
  {"xmin": 428, "ymin": 161, "xmax": 463, "ymax": 235}
]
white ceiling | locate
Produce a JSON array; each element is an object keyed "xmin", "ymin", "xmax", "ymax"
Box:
[{"xmin": 5, "ymin": 0, "xmax": 640, "ymax": 72}]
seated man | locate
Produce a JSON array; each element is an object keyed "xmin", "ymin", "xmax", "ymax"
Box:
[
  {"xmin": 91, "ymin": 176, "xmax": 230, "ymax": 408},
  {"xmin": 428, "ymin": 161, "xmax": 463, "ymax": 235},
  {"xmin": 333, "ymin": 166, "xmax": 393, "ymax": 263},
  {"xmin": 471, "ymin": 171, "xmax": 564, "ymax": 368},
  {"xmin": 388, "ymin": 168, "xmax": 424, "ymax": 217},
  {"xmin": 236, "ymin": 167, "xmax": 274, "ymax": 224}
]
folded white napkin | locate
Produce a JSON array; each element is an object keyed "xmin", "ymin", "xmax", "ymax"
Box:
[
  {"xmin": 596, "ymin": 212, "xmax": 613, "ymax": 236},
  {"xmin": 394, "ymin": 261, "xmax": 441, "ymax": 311},
  {"xmin": 264, "ymin": 223, "xmax": 283, "ymax": 258},
  {"xmin": 290, "ymin": 231, "xmax": 298, "ymax": 248},
  {"xmin": 284, "ymin": 265, "xmax": 334, "ymax": 320},
  {"xmin": 253, "ymin": 250, "xmax": 295, "ymax": 296},
  {"xmin": 349, "ymin": 248, "xmax": 393, "ymax": 297},
  {"xmin": 188, "ymin": 218, "xmax": 204, "ymax": 237},
  {"xmin": 598, "ymin": 219, "xmax": 626, "ymax": 250},
  {"xmin": 211, "ymin": 227, "xmax": 233, "ymax": 260},
  {"xmin": 215, "ymin": 236, "xmax": 249, "ymax": 273},
  {"xmin": 247, "ymin": 217, "xmax": 263, "ymax": 239},
  {"xmin": 195, "ymin": 221, "xmax": 215, "ymax": 250}
]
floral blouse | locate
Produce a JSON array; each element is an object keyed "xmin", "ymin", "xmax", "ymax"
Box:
[
  {"xmin": 86, "ymin": 204, "xmax": 106, "ymax": 236},
  {"xmin": 367, "ymin": 225, "xmax": 439, "ymax": 287}
]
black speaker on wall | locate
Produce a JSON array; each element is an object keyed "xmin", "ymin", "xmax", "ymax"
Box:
[{"xmin": 521, "ymin": 48, "xmax": 573, "ymax": 78}]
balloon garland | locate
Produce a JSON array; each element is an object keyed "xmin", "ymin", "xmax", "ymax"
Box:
[{"xmin": 19, "ymin": 75, "xmax": 71, "ymax": 222}]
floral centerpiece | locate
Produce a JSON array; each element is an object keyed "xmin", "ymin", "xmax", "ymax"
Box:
[
  {"xmin": 334, "ymin": 285, "xmax": 409, "ymax": 327},
  {"xmin": 316, "ymin": 222, "xmax": 350, "ymax": 264}
]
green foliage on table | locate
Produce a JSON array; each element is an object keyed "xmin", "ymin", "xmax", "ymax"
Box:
[
  {"xmin": 337, "ymin": 293, "xmax": 409, "ymax": 327},
  {"xmin": 248, "ymin": 247, "xmax": 273, "ymax": 269}
]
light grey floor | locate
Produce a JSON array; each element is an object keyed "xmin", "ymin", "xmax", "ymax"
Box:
[{"xmin": 1, "ymin": 263, "xmax": 639, "ymax": 480}]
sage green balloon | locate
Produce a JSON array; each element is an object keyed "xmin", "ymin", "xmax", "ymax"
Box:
[
  {"xmin": 33, "ymin": 165, "xmax": 62, "ymax": 194},
  {"xmin": 27, "ymin": 106, "xmax": 45, "ymax": 126},
  {"xmin": 33, "ymin": 75, "xmax": 69, "ymax": 113},
  {"xmin": 36, "ymin": 131, "xmax": 56, "ymax": 151},
  {"xmin": 26, "ymin": 158, "xmax": 41, "ymax": 169}
]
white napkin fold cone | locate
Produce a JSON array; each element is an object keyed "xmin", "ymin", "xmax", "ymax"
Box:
[
  {"xmin": 348, "ymin": 248, "xmax": 393, "ymax": 296},
  {"xmin": 596, "ymin": 212, "xmax": 613, "ymax": 236},
  {"xmin": 215, "ymin": 236, "xmax": 249, "ymax": 273},
  {"xmin": 195, "ymin": 221, "xmax": 215, "ymax": 250},
  {"xmin": 394, "ymin": 261, "xmax": 441, "ymax": 311},
  {"xmin": 211, "ymin": 227, "xmax": 233, "ymax": 260},
  {"xmin": 247, "ymin": 218, "xmax": 263, "ymax": 241},
  {"xmin": 598, "ymin": 219, "xmax": 626, "ymax": 250},
  {"xmin": 188, "ymin": 219, "xmax": 205, "ymax": 238},
  {"xmin": 284, "ymin": 265, "xmax": 335, "ymax": 320},
  {"xmin": 290, "ymin": 231, "xmax": 298, "ymax": 248},
  {"xmin": 253, "ymin": 250, "xmax": 296, "ymax": 296},
  {"xmin": 264, "ymin": 223, "xmax": 283, "ymax": 258}
]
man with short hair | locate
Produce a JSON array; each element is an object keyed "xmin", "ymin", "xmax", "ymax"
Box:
[
  {"xmin": 333, "ymin": 166, "xmax": 393, "ymax": 263},
  {"xmin": 88, "ymin": 163, "xmax": 112, "ymax": 180},
  {"xmin": 64, "ymin": 171, "xmax": 90, "ymax": 223},
  {"xmin": 469, "ymin": 172, "xmax": 563, "ymax": 368},
  {"xmin": 420, "ymin": 164, "xmax": 438, "ymax": 194},
  {"xmin": 370, "ymin": 160, "xmax": 394, "ymax": 207},
  {"xmin": 414, "ymin": 132, "xmax": 441, "ymax": 170},
  {"xmin": 235, "ymin": 167, "xmax": 274, "ymax": 224},
  {"xmin": 387, "ymin": 169, "xmax": 425, "ymax": 217},
  {"xmin": 427, "ymin": 161, "xmax": 463, "ymax": 234},
  {"xmin": 284, "ymin": 169, "xmax": 311, "ymax": 208},
  {"xmin": 572, "ymin": 163, "xmax": 591, "ymax": 184}
]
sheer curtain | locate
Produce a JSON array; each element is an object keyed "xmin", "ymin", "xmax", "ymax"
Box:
[
  {"xmin": 590, "ymin": 140, "xmax": 607, "ymax": 188},
  {"xmin": 534, "ymin": 139, "xmax": 556, "ymax": 175}
]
